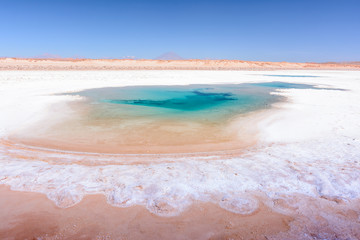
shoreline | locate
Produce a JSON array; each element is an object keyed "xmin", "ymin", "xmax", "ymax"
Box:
[
  {"xmin": 0, "ymin": 185, "xmax": 294, "ymax": 240},
  {"xmin": 1, "ymin": 185, "xmax": 359, "ymax": 239}
]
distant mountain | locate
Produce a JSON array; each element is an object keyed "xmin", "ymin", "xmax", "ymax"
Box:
[
  {"xmin": 155, "ymin": 52, "xmax": 184, "ymax": 60},
  {"xmin": 33, "ymin": 53, "xmax": 62, "ymax": 59}
]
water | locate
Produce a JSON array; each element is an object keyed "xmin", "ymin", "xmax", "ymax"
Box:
[
  {"xmin": 250, "ymin": 81, "xmax": 317, "ymax": 89},
  {"xmin": 23, "ymin": 81, "xmax": 326, "ymax": 154},
  {"xmin": 264, "ymin": 75, "xmax": 320, "ymax": 78},
  {"xmin": 67, "ymin": 82, "xmax": 321, "ymax": 124},
  {"xmin": 66, "ymin": 82, "xmax": 329, "ymax": 124}
]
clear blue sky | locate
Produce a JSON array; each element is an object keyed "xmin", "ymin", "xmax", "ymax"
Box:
[{"xmin": 1, "ymin": 0, "xmax": 359, "ymax": 62}]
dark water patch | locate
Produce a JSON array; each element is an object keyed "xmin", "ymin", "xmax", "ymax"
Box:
[{"xmin": 104, "ymin": 90, "xmax": 237, "ymax": 111}]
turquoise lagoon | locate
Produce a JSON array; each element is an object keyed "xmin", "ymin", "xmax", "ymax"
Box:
[
  {"xmin": 68, "ymin": 82, "xmax": 319, "ymax": 123},
  {"xmin": 42, "ymin": 82, "xmax": 326, "ymax": 153}
]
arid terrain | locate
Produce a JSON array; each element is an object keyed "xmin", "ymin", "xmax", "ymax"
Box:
[
  {"xmin": 0, "ymin": 69, "xmax": 360, "ymax": 239},
  {"xmin": 1, "ymin": 58, "xmax": 360, "ymax": 71}
]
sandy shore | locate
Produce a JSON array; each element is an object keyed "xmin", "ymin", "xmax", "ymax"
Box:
[
  {"xmin": 1, "ymin": 185, "xmax": 359, "ymax": 239},
  {"xmin": 1, "ymin": 70, "xmax": 360, "ymax": 239},
  {"xmin": 1, "ymin": 58, "xmax": 360, "ymax": 71},
  {"xmin": 0, "ymin": 186, "xmax": 294, "ymax": 240}
]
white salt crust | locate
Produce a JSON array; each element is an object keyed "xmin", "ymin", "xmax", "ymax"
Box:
[
  {"xmin": 1, "ymin": 136, "xmax": 359, "ymax": 215},
  {"xmin": 0, "ymin": 70, "xmax": 360, "ymax": 237}
]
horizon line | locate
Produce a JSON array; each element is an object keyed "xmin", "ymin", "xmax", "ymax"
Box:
[{"xmin": 1, "ymin": 57, "xmax": 359, "ymax": 65}]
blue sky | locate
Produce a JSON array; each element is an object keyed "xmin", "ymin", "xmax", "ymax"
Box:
[{"xmin": 1, "ymin": 0, "xmax": 359, "ymax": 62}]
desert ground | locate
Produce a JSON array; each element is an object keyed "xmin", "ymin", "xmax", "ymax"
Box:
[
  {"xmin": 0, "ymin": 61, "xmax": 360, "ymax": 239},
  {"xmin": 1, "ymin": 58, "xmax": 360, "ymax": 71}
]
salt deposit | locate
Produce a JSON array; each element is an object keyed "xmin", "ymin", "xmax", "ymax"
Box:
[{"xmin": 0, "ymin": 70, "xmax": 360, "ymax": 236}]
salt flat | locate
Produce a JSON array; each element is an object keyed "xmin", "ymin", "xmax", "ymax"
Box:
[{"xmin": 0, "ymin": 70, "xmax": 360, "ymax": 239}]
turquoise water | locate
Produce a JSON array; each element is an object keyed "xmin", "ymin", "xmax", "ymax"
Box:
[
  {"xmin": 40, "ymin": 81, "xmax": 346, "ymax": 153},
  {"xmin": 66, "ymin": 82, "xmax": 325, "ymax": 123},
  {"xmin": 250, "ymin": 81, "xmax": 316, "ymax": 89},
  {"xmin": 264, "ymin": 75, "xmax": 320, "ymax": 78}
]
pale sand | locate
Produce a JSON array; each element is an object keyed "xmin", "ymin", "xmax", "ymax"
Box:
[
  {"xmin": 1, "ymin": 185, "xmax": 360, "ymax": 239},
  {"xmin": 1, "ymin": 58, "xmax": 360, "ymax": 71},
  {"xmin": 0, "ymin": 186, "xmax": 294, "ymax": 240}
]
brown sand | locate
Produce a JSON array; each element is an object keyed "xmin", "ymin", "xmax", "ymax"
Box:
[
  {"xmin": 1, "ymin": 58, "xmax": 360, "ymax": 71},
  {"xmin": 0, "ymin": 186, "xmax": 292, "ymax": 240},
  {"xmin": 2, "ymin": 185, "xmax": 359, "ymax": 239}
]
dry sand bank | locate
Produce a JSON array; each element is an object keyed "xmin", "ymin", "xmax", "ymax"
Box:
[
  {"xmin": 1, "ymin": 58, "xmax": 360, "ymax": 71},
  {"xmin": 1, "ymin": 185, "xmax": 359, "ymax": 239},
  {"xmin": 0, "ymin": 186, "xmax": 293, "ymax": 240}
]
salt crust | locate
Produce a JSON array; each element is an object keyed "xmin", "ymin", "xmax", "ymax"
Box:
[{"xmin": 0, "ymin": 70, "xmax": 360, "ymax": 219}]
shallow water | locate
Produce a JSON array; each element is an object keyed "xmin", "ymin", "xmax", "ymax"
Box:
[
  {"xmin": 9, "ymin": 82, "xmax": 331, "ymax": 154},
  {"xmin": 66, "ymin": 82, "xmax": 323, "ymax": 123},
  {"xmin": 264, "ymin": 75, "xmax": 320, "ymax": 78}
]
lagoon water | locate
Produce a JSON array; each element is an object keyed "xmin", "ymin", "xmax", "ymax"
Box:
[
  {"xmin": 10, "ymin": 81, "xmax": 329, "ymax": 154},
  {"xmin": 67, "ymin": 81, "xmax": 322, "ymax": 123},
  {"xmin": 15, "ymin": 82, "xmax": 318, "ymax": 154},
  {"xmin": 69, "ymin": 83, "xmax": 278, "ymax": 123}
]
